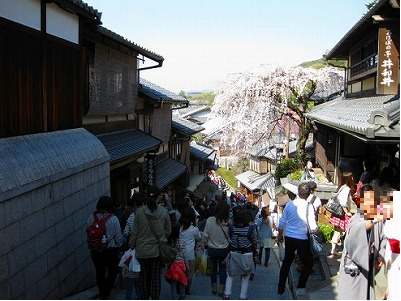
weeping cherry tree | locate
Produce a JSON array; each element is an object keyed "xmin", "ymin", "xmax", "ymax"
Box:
[{"xmin": 212, "ymin": 64, "xmax": 343, "ymax": 165}]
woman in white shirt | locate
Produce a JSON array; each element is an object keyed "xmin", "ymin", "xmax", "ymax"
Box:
[
  {"xmin": 179, "ymin": 207, "xmax": 201, "ymax": 295},
  {"xmin": 201, "ymin": 201, "xmax": 231, "ymax": 296},
  {"xmin": 329, "ymin": 171, "xmax": 357, "ymax": 255}
]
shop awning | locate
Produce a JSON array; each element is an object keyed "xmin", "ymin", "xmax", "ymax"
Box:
[{"xmin": 143, "ymin": 157, "xmax": 187, "ymax": 190}]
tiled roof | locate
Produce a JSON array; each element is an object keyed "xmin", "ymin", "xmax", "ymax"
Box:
[
  {"xmin": 65, "ymin": 0, "xmax": 102, "ymax": 23},
  {"xmin": 139, "ymin": 78, "xmax": 188, "ymax": 103},
  {"xmin": 0, "ymin": 128, "xmax": 109, "ymax": 202},
  {"xmin": 97, "ymin": 27, "xmax": 163, "ymax": 63},
  {"xmin": 179, "ymin": 106, "xmax": 210, "ymax": 118},
  {"xmin": 172, "ymin": 116, "xmax": 205, "ymax": 136},
  {"xmin": 96, "ymin": 129, "xmax": 161, "ymax": 164},
  {"xmin": 235, "ymin": 171, "xmax": 275, "ymax": 192},
  {"xmin": 143, "ymin": 157, "xmax": 188, "ymax": 190},
  {"xmin": 190, "ymin": 142, "xmax": 215, "ymax": 161},
  {"xmin": 306, "ymin": 95, "xmax": 400, "ymax": 140},
  {"xmin": 327, "ymin": 0, "xmax": 399, "ymax": 59},
  {"xmin": 248, "ymin": 138, "xmax": 314, "ymax": 160}
]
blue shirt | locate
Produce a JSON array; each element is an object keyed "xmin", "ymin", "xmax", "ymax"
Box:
[{"xmin": 278, "ymin": 197, "xmax": 318, "ymax": 240}]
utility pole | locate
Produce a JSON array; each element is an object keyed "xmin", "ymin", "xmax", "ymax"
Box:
[{"xmin": 285, "ymin": 114, "xmax": 290, "ymax": 158}]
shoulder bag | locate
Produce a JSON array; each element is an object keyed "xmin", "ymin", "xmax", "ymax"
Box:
[
  {"xmin": 325, "ymin": 186, "xmax": 345, "ymax": 218},
  {"xmin": 306, "ymin": 203, "xmax": 325, "ymax": 255},
  {"xmin": 146, "ymin": 215, "xmax": 177, "ymax": 264}
]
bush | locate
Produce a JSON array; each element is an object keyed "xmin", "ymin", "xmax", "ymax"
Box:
[
  {"xmin": 318, "ymin": 223, "xmax": 334, "ymax": 242},
  {"xmin": 288, "ymin": 170, "xmax": 302, "ymax": 181},
  {"xmin": 274, "ymin": 158, "xmax": 301, "ymax": 183}
]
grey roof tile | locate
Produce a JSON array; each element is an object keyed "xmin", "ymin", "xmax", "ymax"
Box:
[
  {"xmin": 97, "ymin": 27, "xmax": 163, "ymax": 62},
  {"xmin": 190, "ymin": 142, "xmax": 215, "ymax": 161},
  {"xmin": 172, "ymin": 117, "xmax": 205, "ymax": 136},
  {"xmin": 66, "ymin": 0, "xmax": 102, "ymax": 22},
  {"xmin": 96, "ymin": 129, "xmax": 161, "ymax": 163},
  {"xmin": 306, "ymin": 95, "xmax": 400, "ymax": 139},
  {"xmin": 235, "ymin": 171, "xmax": 275, "ymax": 192},
  {"xmin": 139, "ymin": 78, "xmax": 188, "ymax": 103}
]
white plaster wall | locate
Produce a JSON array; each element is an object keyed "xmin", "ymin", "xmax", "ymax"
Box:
[
  {"xmin": 46, "ymin": 3, "xmax": 79, "ymax": 44},
  {"xmin": 0, "ymin": 0, "xmax": 41, "ymax": 30}
]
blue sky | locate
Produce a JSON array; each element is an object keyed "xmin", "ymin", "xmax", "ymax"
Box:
[{"xmin": 87, "ymin": 0, "xmax": 370, "ymax": 93}]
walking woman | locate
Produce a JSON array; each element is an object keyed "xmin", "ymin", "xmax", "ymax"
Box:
[
  {"xmin": 201, "ymin": 200, "xmax": 231, "ymax": 296},
  {"xmin": 87, "ymin": 196, "xmax": 123, "ymax": 300},
  {"xmin": 256, "ymin": 206, "xmax": 275, "ymax": 267},
  {"xmin": 223, "ymin": 207, "xmax": 258, "ymax": 300},
  {"xmin": 129, "ymin": 185, "xmax": 172, "ymax": 300},
  {"xmin": 329, "ymin": 171, "xmax": 357, "ymax": 255},
  {"xmin": 179, "ymin": 206, "xmax": 201, "ymax": 295}
]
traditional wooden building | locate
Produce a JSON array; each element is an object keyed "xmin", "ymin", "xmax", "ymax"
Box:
[
  {"xmin": 0, "ymin": 0, "xmax": 172, "ymax": 298},
  {"xmin": 307, "ymin": 0, "xmax": 400, "ymax": 186}
]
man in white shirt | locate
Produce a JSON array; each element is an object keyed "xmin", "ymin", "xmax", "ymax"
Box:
[
  {"xmin": 307, "ymin": 181, "xmax": 322, "ymax": 223},
  {"xmin": 277, "ymin": 182, "xmax": 318, "ymax": 296}
]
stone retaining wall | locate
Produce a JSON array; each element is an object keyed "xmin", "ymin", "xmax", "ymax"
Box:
[{"xmin": 0, "ymin": 129, "xmax": 110, "ymax": 299}]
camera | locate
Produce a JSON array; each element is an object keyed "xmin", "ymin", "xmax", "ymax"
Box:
[{"xmin": 344, "ymin": 263, "xmax": 360, "ymax": 277}]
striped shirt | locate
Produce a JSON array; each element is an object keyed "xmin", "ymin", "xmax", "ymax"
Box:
[{"xmin": 228, "ymin": 225, "xmax": 258, "ymax": 251}]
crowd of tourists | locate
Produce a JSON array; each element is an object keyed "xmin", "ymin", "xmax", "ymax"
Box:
[
  {"xmin": 85, "ymin": 160, "xmax": 399, "ymax": 300},
  {"xmin": 86, "ymin": 182, "xmax": 280, "ymax": 300}
]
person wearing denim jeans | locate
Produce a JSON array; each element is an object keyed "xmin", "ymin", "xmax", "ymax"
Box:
[
  {"xmin": 208, "ymin": 247, "xmax": 228, "ymax": 293},
  {"xmin": 201, "ymin": 201, "xmax": 230, "ymax": 296},
  {"xmin": 277, "ymin": 183, "xmax": 317, "ymax": 296}
]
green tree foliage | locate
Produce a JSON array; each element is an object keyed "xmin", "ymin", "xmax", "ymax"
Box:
[
  {"xmin": 299, "ymin": 59, "xmax": 329, "ymax": 69},
  {"xmin": 188, "ymin": 91, "xmax": 215, "ymax": 107},
  {"xmin": 192, "ymin": 133, "xmax": 205, "ymax": 143},
  {"xmin": 274, "ymin": 158, "xmax": 301, "ymax": 183},
  {"xmin": 178, "ymin": 90, "xmax": 187, "ymax": 99}
]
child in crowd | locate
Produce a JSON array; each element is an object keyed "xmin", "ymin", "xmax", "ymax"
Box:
[{"xmin": 165, "ymin": 239, "xmax": 187, "ymax": 300}]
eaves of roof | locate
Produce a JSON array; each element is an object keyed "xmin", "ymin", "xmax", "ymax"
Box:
[
  {"xmin": 97, "ymin": 27, "xmax": 164, "ymax": 63},
  {"xmin": 306, "ymin": 95, "xmax": 400, "ymax": 141},
  {"xmin": 235, "ymin": 171, "xmax": 275, "ymax": 192},
  {"xmin": 190, "ymin": 142, "xmax": 215, "ymax": 161},
  {"xmin": 181, "ymin": 106, "xmax": 210, "ymax": 118},
  {"xmin": 62, "ymin": 0, "xmax": 102, "ymax": 24},
  {"xmin": 139, "ymin": 78, "xmax": 188, "ymax": 103},
  {"xmin": 96, "ymin": 129, "xmax": 161, "ymax": 164},
  {"xmin": 172, "ymin": 117, "xmax": 205, "ymax": 136},
  {"xmin": 327, "ymin": 0, "xmax": 400, "ymax": 59}
]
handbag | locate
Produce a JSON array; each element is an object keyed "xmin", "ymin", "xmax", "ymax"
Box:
[
  {"xmin": 325, "ymin": 196, "xmax": 345, "ymax": 218},
  {"xmin": 306, "ymin": 203, "xmax": 325, "ymax": 255},
  {"xmin": 325, "ymin": 186, "xmax": 345, "ymax": 218},
  {"xmin": 146, "ymin": 215, "xmax": 177, "ymax": 264}
]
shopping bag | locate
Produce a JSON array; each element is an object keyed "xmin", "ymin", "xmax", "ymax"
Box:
[
  {"xmin": 118, "ymin": 249, "xmax": 141, "ymax": 272},
  {"xmin": 195, "ymin": 249, "xmax": 212, "ymax": 275}
]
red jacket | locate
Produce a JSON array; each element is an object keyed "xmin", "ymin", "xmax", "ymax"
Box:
[{"xmin": 165, "ymin": 261, "xmax": 187, "ymax": 286}]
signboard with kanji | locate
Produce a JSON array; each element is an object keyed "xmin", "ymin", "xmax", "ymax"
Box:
[
  {"xmin": 146, "ymin": 153, "xmax": 157, "ymax": 187},
  {"xmin": 377, "ymin": 27, "xmax": 399, "ymax": 95}
]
